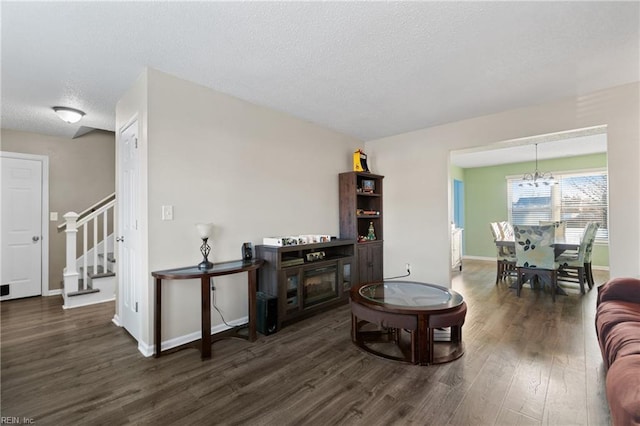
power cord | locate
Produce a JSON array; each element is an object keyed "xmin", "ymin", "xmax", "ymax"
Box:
[
  {"xmin": 384, "ymin": 266, "xmax": 411, "ymax": 280},
  {"xmin": 211, "ymin": 279, "xmax": 248, "ymax": 328}
]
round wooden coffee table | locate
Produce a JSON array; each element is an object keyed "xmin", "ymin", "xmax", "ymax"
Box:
[{"xmin": 350, "ymin": 281, "xmax": 466, "ymax": 365}]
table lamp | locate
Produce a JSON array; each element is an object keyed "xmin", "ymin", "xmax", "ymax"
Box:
[{"xmin": 196, "ymin": 223, "xmax": 214, "ymax": 270}]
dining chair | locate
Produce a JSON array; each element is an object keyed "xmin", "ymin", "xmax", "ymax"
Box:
[
  {"xmin": 555, "ymin": 226, "xmax": 589, "ymax": 294},
  {"xmin": 499, "ymin": 221, "xmax": 514, "ymax": 239},
  {"xmin": 490, "ymin": 222, "xmax": 516, "ymax": 284},
  {"xmin": 513, "ymin": 225, "xmax": 560, "ymax": 302},
  {"xmin": 539, "ymin": 221, "xmax": 566, "ymax": 240},
  {"xmin": 557, "ymin": 222, "xmax": 600, "ymax": 293}
]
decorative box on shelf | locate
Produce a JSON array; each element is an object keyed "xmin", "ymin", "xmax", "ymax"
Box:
[{"xmin": 262, "ymin": 234, "xmax": 332, "ymax": 247}]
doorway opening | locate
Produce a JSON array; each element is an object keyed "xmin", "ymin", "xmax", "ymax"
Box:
[{"xmin": 448, "ymin": 125, "xmax": 609, "ymax": 269}]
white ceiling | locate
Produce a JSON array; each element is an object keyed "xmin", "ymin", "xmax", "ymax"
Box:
[{"xmin": 1, "ymin": 2, "xmax": 638, "ymax": 142}]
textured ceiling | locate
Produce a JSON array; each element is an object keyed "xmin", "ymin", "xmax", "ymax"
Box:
[{"xmin": 1, "ymin": 1, "xmax": 639, "ymax": 141}]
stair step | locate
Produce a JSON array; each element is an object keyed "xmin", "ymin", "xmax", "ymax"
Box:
[
  {"xmin": 80, "ymin": 265, "xmax": 116, "ymax": 279},
  {"xmin": 88, "ymin": 270, "xmax": 115, "ymax": 279},
  {"xmin": 68, "ymin": 288, "xmax": 100, "ymax": 297}
]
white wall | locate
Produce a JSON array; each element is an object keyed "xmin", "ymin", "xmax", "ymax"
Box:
[
  {"xmin": 126, "ymin": 69, "xmax": 361, "ymax": 350},
  {"xmin": 366, "ymin": 82, "xmax": 640, "ymax": 287}
]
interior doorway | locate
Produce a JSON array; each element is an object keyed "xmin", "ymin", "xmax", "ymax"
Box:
[{"xmin": 448, "ymin": 126, "xmax": 609, "ymax": 266}]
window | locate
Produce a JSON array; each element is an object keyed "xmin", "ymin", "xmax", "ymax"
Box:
[{"xmin": 507, "ymin": 169, "xmax": 608, "ymax": 243}]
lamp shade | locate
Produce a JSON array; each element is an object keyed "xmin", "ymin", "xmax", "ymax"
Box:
[
  {"xmin": 196, "ymin": 223, "xmax": 214, "ymax": 239},
  {"xmin": 53, "ymin": 106, "xmax": 85, "ymax": 123}
]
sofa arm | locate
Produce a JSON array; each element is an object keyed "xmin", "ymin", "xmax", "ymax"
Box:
[
  {"xmin": 606, "ymin": 354, "xmax": 640, "ymax": 426},
  {"xmin": 598, "ymin": 277, "xmax": 640, "ymax": 305}
]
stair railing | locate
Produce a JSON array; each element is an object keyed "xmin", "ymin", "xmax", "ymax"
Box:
[{"xmin": 61, "ymin": 193, "xmax": 115, "ymax": 296}]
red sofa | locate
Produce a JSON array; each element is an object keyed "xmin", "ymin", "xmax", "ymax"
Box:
[{"xmin": 595, "ymin": 277, "xmax": 640, "ymax": 425}]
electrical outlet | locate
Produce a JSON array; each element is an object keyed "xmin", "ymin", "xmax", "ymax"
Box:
[{"xmin": 406, "ymin": 263, "xmax": 411, "ymax": 273}]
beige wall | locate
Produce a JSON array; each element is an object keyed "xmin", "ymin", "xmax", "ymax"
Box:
[
  {"xmin": 366, "ymin": 82, "xmax": 640, "ymax": 287},
  {"xmin": 0, "ymin": 129, "xmax": 116, "ymax": 291},
  {"xmin": 118, "ymin": 68, "xmax": 362, "ymax": 349}
]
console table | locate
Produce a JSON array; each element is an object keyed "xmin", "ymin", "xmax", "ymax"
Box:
[{"xmin": 152, "ymin": 258, "xmax": 264, "ymax": 359}]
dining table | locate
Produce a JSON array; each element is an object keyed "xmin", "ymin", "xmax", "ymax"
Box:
[
  {"xmin": 495, "ymin": 237, "xmax": 580, "ymax": 256},
  {"xmin": 494, "ymin": 237, "xmax": 582, "ymax": 295}
]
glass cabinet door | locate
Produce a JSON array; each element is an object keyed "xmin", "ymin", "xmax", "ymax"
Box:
[
  {"xmin": 340, "ymin": 258, "xmax": 355, "ymax": 293},
  {"xmin": 283, "ymin": 270, "xmax": 300, "ymax": 313},
  {"xmin": 343, "ymin": 262, "xmax": 351, "ymax": 292}
]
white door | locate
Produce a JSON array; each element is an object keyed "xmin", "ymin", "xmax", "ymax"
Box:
[
  {"xmin": 118, "ymin": 121, "xmax": 141, "ymax": 340},
  {"xmin": 1, "ymin": 157, "xmax": 43, "ymax": 300}
]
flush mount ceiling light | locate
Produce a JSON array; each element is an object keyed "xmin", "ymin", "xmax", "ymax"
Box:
[{"xmin": 52, "ymin": 106, "xmax": 85, "ymax": 124}]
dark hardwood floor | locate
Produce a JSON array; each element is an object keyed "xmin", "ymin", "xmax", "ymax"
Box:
[{"xmin": 1, "ymin": 260, "xmax": 611, "ymax": 425}]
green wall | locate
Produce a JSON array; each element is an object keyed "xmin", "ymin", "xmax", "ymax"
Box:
[
  {"xmin": 461, "ymin": 153, "xmax": 609, "ymax": 267},
  {"xmin": 451, "ymin": 164, "xmax": 464, "ymax": 182}
]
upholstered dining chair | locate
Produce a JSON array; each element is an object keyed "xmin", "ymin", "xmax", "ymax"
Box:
[
  {"xmin": 513, "ymin": 224, "xmax": 560, "ymax": 302},
  {"xmin": 557, "ymin": 222, "xmax": 600, "ymax": 293},
  {"xmin": 539, "ymin": 221, "xmax": 567, "ymax": 240},
  {"xmin": 499, "ymin": 221, "xmax": 514, "ymax": 240},
  {"xmin": 490, "ymin": 222, "xmax": 516, "ymax": 284}
]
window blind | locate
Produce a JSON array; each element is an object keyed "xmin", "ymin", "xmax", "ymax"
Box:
[{"xmin": 507, "ymin": 169, "xmax": 608, "ymax": 244}]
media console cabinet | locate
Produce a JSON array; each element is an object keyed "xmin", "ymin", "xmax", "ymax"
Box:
[{"xmin": 256, "ymin": 239, "xmax": 356, "ymax": 330}]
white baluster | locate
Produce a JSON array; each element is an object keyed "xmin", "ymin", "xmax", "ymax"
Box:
[
  {"xmin": 93, "ymin": 217, "xmax": 98, "ymax": 275},
  {"xmin": 103, "ymin": 210, "xmax": 108, "ymax": 273},
  {"xmin": 63, "ymin": 212, "xmax": 80, "ymax": 295},
  {"xmin": 83, "ymin": 222, "xmax": 88, "ymax": 288}
]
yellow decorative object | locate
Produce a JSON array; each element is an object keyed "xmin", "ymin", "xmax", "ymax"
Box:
[{"xmin": 353, "ymin": 149, "xmax": 370, "ymax": 172}]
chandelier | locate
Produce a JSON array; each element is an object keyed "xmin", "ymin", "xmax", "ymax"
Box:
[{"xmin": 519, "ymin": 143, "xmax": 557, "ymax": 187}]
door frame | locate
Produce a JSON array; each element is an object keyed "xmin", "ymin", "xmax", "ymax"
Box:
[{"xmin": 0, "ymin": 151, "xmax": 50, "ymax": 296}]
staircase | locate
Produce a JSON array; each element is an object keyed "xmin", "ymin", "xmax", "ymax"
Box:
[{"xmin": 59, "ymin": 193, "xmax": 116, "ymax": 309}]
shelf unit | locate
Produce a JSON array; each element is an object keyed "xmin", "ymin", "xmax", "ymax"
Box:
[
  {"xmin": 339, "ymin": 171, "xmax": 384, "ymax": 285},
  {"xmin": 256, "ymin": 239, "xmax": 356, "ymax": 330}
]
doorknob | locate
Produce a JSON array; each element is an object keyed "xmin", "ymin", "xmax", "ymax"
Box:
[
  {"xmin": 32, "ymin": 236, "xmax": 40, "ymax": 242},
  {"xmin": 116, "ymin": 236, "xmax": 125, "ymax": 242}
]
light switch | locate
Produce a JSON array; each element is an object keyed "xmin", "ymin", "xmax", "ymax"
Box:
[
  {"xmin": 161, "ymin": 205, "xmax": 174, "ymax": 221},
  {"xmin": 50, "ymin": 212, "xmax": 58, "ymax": 221}
]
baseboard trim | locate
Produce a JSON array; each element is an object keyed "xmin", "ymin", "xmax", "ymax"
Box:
[
  {"xmin": 138, "ymin": 341, "xmax": 155, "ymax": 358},
  {"xmin": 45, "ymin": 289, "xmax": 63, "ymax": 296},
  {"xmin": 112, "ymin": 314, "xmax": 122, "ymax": 327},
  {"xmin": 139, "ymin": 315, "xmax": 250, "ymax": 358},
  {"xmin": 62, "ymin": 296, "xmax": 116, "ymax": 310},
  {"xmin": 462, "ymin": 256, "xmax": 495, "ymax": 262}
]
